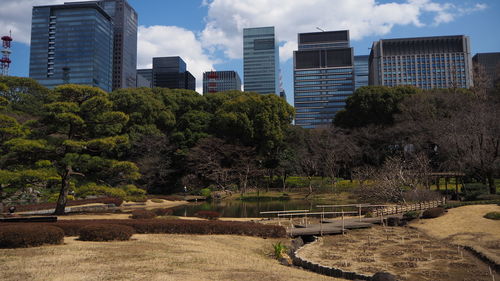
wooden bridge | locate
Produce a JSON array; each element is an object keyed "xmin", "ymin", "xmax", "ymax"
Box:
[{"xmin": 261, "ymin": 199, "xmax": 445, "ymax": 237}]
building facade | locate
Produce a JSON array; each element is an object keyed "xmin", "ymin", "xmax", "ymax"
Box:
[
  {"xmin": 29, "ymin": 2, "xmax": 113, "ymax": 91},
  {"xmin": 98, "ymin": 0, "xmax": 138, "ymax": 90},
  {"xmin": 369, "ymin": 35, "xmax": 473, "ymax": 89},
  {"xmin": 293, "ymin": 30, "xmax": 355, "ymax": 129},
  {"xmin": 472, "ymin": 52, "xmax": 500, "ymax": 88},
  {"xmin": 152, "ymin": 57, "xmax": 195, "ymax": 90},
  {"xmin": 243, "ymin": 27, "xmax": 280, "ymax": 95},
  {"xmin": 202, "ymin": 70, "xmax": 241, "ymax": 94},
  {"xmin": 136, "ymin": 68, "xmax": 152, "ymax": 87},
  {"xmin": 354, "ymin": 55, "xmax": 369, "ymax": 90}
]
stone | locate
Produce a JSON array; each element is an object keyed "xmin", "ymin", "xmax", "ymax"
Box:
[{"xmin": 371, "ymin": 272, "xmax": 397, "ymax": 281}]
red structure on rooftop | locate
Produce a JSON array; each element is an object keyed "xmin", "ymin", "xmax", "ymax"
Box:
[{"xmin": 1, "ymin": 32, "xmax": 13, "ymax": 76}]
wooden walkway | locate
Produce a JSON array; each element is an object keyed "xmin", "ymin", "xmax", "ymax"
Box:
[{"xmin": 266, "ymin": 199, "xmax": 445, "ymax": 237}]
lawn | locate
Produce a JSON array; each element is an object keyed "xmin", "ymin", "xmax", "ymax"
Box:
[{"xmin": 0, "ymin": 234, "xmax": 340, "ymax": 281}]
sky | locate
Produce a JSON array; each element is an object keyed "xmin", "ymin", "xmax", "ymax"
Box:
[{"xmin": 2, "ymin": 0, "xmax": 500, "ymax": 106}]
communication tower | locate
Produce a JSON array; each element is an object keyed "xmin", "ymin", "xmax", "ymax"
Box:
[{"xmin": 1, "ymin": 32, "xmax": 12, "ymax": 76}]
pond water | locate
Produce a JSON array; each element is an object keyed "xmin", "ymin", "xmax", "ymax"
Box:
[{"xmin": 172, "ymin": 198, "xmax": 356, "ymax": 218}]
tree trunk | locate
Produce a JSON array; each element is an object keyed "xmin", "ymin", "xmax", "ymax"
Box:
[
  {"xmin": 282, "ymin": 170, "xmax": 287, "ymax": 192},
  {"xmin": 54, "ymin": 167, "xmax": 71, "ymax": 215},
  {"xmin": 488, "ymin": 173, "xmax": 496, "ymax": 194}
]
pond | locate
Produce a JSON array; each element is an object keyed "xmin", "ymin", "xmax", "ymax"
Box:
[{"xmin": 172, "ymin": 197, "xmax": 356, "ymax": 218}]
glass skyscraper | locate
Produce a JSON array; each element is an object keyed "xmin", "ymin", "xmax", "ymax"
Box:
[
  {"xmin": 369, "ymin": 35, "xmax": 473, "ymax": 89},
  {"xmin": 203, "ymin": 71, "xmax": 241, "ymax": 94},
  {"xmin": 243, "ymin": 27, "xmax": 280, "ymax": 95},
  {"xmin": 29, "ymin": 2, "xmax": 113, "ymax": 92},
  {"xmin": 354, "ymin": 55, "xmax": 369, "ymax": 90},
  {"xmin": 294, "ymin": 31, "xmax": 355, "ymax": 128},
  {"xmin": 152, "ymin": 57, "xmax": 195, "ymax": 90},
  {"xmin": 98, "ymin": 0, "xmax": 138, "ymax": 90}
]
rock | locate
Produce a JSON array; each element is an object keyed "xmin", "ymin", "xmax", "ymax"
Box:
[
  {"xmin": 278, "ymin": 254, "xmax": 293, "ymax": 266},
  {"xmin": 387, "ymin": 217, "xmax": 400, "ymax": 226},
  {"xmin": 371, "ymin": 272, "xmax": 397, "ymax": 281}
]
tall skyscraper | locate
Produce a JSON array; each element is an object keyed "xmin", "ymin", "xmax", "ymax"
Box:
[
  {"xmin": 29, "ymin": 2, "xmax": 113, "ymax": 92},
  {"xmin": 354, "ymin": 55, "xmax": 369, "ymax": 90},
  {"xmin": 98, "ymin": 0, "xmax": 138, "ymax": 90},
  {"xmin": 293, "ymin": 30, "xmax": 355, "ymax": 129},
  {"xmin": 472, "ymin": 52, "xmax": 500, "ymax": 88},
  {"xmin": 243, "ymin": 27, "xmax": 280, "ymax": 95},
  {"xmin": 202, "ymin": 71, "xmax": 241, "ymax": 94},
  {"xmin": 152, "ymin": 57, "xmax": 195, "ymax": 90},
  {"xmin": 369, "ymin": 35, "xmax": 473, "ymax": 89}
]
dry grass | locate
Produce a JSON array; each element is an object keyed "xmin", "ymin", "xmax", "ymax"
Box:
[
  {"xmin": 411, "ymin": 204, "xmax": 500, "ymax": 264},
  {"xmin": 299, "ymin": 226, "xmax": 499, "ymax": 281},
  {"xmin": 0, "ymin": 234, "xmax": 340, "ymax": 281}
]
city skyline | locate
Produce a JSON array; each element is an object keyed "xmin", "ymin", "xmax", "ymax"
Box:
[{"xmin": 2, "ymin": 0, "xmax": 500, "ymax": 103}]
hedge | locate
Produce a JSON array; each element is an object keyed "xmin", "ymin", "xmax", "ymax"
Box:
[
  {"xmin": 130, "ymin": 209, "xmax": 156, "ymax": 219},
  {"xmin": 195, "ymin": 210, "xmax": 221, "ymax": 220},
  {"xmin": 3, "ymin": 197, "xmax": 123, "ymax": 212},
  {"xmin": 0, "ymin": 225, "xmax": 64, "ymax": 248},
  {"xmin": 422, "ymin": 207, "xmax": 446, "ymax": 219},
  {"xmin": 1, "ymin": 219, "xmax": 287, "ymax": 238},
  {"xmin": 443, "ymin": 200, "xmax": 500, "ymax": 209},
  {"xmin": 79, "ymin": 224, "xmax": 134, "ymax": 241}
]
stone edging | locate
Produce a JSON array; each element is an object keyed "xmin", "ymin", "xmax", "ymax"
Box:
[
  {"xmin": 289, "ymin": 236, "xmax": 372, "ymax": 280},
  {"xmin": 464, "ymin": 245, "xmax": 500, "ymax": 273}
]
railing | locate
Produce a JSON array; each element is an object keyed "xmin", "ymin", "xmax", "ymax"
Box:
[{"xmin": 372, "ymin": 199, "xmax": 445, "ymax": 216}]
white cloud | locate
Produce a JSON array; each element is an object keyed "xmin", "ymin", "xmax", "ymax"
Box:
[
  {"xmin": 201, "ymin": 0, "xmax": 487, "ymax": 61},
  {"xmin": 138, "ymin": 25, "xmax": 216, "ymax": 94},
  {"xmin": 0, "ymin": 0, "xmax": 87, "ymax": 44}
]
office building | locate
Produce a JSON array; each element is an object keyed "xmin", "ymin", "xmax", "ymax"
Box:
[
  {"xmin": 472, "ymin": 52, "xmax": 500, "ymax": 88},
  {"xmin": 293, "ymin": 30, "xmax": 355, "ymax": 129},
  {"xmin": 136, "ymin": 69, "xmax": 152, "ymax": 87},
  {"xmin": 98, "ymin": 0, "xmax": 138, "ymax": 90},
  {"xmin": 203, "ymin": 70, "xmax": 241, "ymax": 94},
  {"xmin": 369, "ymin": 35, "xmax": 473, "ymax": 89},
  {"xmin": 29, "ymin": 2, "xmax": 113, "ymax": 91},
  {"xmin": 152, "ymin": 57, "xmax": 195, "ymax": 90},
  {"xmin": 354, "ymin": 55, "xmax": 369, "ymax": 90},
  {"xmin": 243, "ymin": 27, "xmax": 280, "ymax": 95}
]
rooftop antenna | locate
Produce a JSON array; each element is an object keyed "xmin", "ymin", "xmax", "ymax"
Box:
[
  {"xmin": 316, "ymin": 27, "xmax": 325, "ymax": 32},
  {"xmin": 1, "ymin": 31, "xmax": 13, "ymax": 76}
]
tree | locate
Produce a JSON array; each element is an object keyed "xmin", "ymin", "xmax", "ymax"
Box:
[
  {"xmin": 334, "ymin": 86, "xmax": 420, "ymax": 129},
  {"xmin": 6, "ymin": 85, "xmax": 140, "ymax": 214}
]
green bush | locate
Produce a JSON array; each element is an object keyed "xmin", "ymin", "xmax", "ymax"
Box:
[
  {"xmin": 199, "ymin": 188, "xmax": 211, "ymax": 198},
  {"xmin": 403, "ymin": 210, "xmax": 421, "ymax": 220},
  {"xmin": 121, "ymin": 184, "xmax": 146, "ymax": 196},
  {"xmin": 422, "ymin": 207, "xmax": 446, "ymax": 219},
  {"xmin": 0, "ymin": 225, "xmax": 64, "ymax": 248},
  {"xmin": 484, "ymin": 212, "xmax": 500, "ymax": 220},
  {"xmin": 272, "ymin": 241, "xmax": 287, "ymax": 259},
  {"xmin": 78, "ymin": 224, "xmax": 134, "ymax": 241},
  {"xmin": 76, "ymin": 183, "xmax": 127, "ymax": 199},
  {"xmin": 462, "ymin": 183, "xmax": 489, "ymax": 201},
  {"xmin": 130, "ymin": 209, "xmax": 156, "ymax": 219}
]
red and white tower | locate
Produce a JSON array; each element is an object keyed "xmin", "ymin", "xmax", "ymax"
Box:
[
  {"xmin": 1, "ymin": 32, "xmax": 13, "ymax": 76},
  {"xmin": 207, "ymin": 71, "xmax": 218, "ymax": 94}
]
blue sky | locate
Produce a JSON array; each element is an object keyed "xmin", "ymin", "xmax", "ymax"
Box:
[{"xmin": 3, "ymin": 0, "xmax": 500, "ymax": 105}]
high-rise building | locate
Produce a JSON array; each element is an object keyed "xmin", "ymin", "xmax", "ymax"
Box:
[
  {"xmin": 98, "ymin": 0, "xmax": 138, "ymax": 90},
  {"xmin": 293, "ymin": 30, "xmax": 355, "ymax": 129},
  {"xmin": 243, "ymin": 27, "xmax": 280, "ymax": 95},
  {"xmin": 472, "ymin": 52, "xmax": 500, "ymax": 88},
  {"xmin": 29, "ymin": 2, "xmax": 113, "ymax": 91},
  {"xmin": 202, "ymin": 70, "xmax": 241, "ymax": 94},
  {"xmin": 136, "ymin": 68, "xmax": 152, "ymax": 87},
  {"xmin": 354, "ymin": 55, "xmax": 369, "ymax": 90},
  {"xmin": 152, "ymin": 57, "xmax": 195, "ymax": 90},
  {"xmin": 369, "ymin": 35, "xmax": 473, "ymax": 89}
]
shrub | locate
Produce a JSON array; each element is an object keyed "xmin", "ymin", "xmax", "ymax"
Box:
[
  {"xmin": 76, "ymin": 184, "xmax": 127, "ymax": 199},
  {"xmin": 152, "ymin": 208, "xmax": 173, "ymax": 216},
  {"xmin": 199, "ymin": 188, "xmax": 211, "ymax": 198},
  {"xmin": 422, "ymin": 207, "xmax": 446, "ymax": 219},
  {"xmin": 403, "ymin": 211, "xmax": 421, "ymax": 220},
  {"xmin": 130, "ymin": 209, "xmax": 156, "ymax": 219},
  {"xmin": 150, "ymin": 199, "xmax": 164, "ymax": 203},
  {"xmin": 0, "ymin": 225, "xmax": 64, "ymax": 248},
  {"xmin": 195, "ymin": 210, "xmax": 221, "ymax": 220},
  {"xmin": 484, "ymin": 212, "xmax": 500, "ymax": 220},
  {"xmin": 5, "ymin": 219, "xmax": 287, "ymax": 238},
  {"xmin": 443, "ymin": 200, "xmax": 500, "ymax": 209},
  {"xmin": 462, "ymin": 183, "xmax": 488, "ymax": 201},
  {"xmin": 273, "ymin": 241, "xmax": 287, "ymax": 259},
  {"xmin": 79, "ymin": 224, "xmax": 134, "ymax": 241}
]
